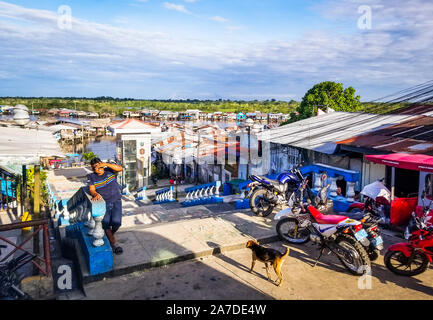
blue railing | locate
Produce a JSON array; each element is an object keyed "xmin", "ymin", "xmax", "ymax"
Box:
[
  {"xmin": 47, "ymin": 184, "xmax": 113, "ymax": 276},
  {"xmin": 300, "ymin": 163, "xmax": 361, "ymax": 211},
  {"xmin": 153, "ymin": 186, "xmax": 176, "ymax": 204},
  {"xmin": 299, "ymin": 163, "xmax": 360, "ymax": 182},
  {"xmin": 182, "ymin": 181, "xmax": 222, "ymax": 207},
  {"xmin": 135, "ymin": 186, "xmax": 150, "ymax": 202}
]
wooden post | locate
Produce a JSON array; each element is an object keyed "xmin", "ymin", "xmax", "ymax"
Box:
[
  {"xmin": 81, "ymin": 124, "xmax": 84, "ymax": 146},
  {"xmin": 33, "ymin": 165, "xmax": 41, "ymax": 275},
  {"xmin": 22, "ymin": 165, "xmax": 26, "ymax": 217}
]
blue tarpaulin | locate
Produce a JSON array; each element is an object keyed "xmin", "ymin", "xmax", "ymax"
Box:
[{"xmin": 0, "ymin": 179, "xmax": 16, "ymax": 198}]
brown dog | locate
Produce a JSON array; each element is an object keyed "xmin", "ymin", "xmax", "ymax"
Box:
[{"xmin": 246, "ymin": 240, "xmax": 289, "ymax": 287}]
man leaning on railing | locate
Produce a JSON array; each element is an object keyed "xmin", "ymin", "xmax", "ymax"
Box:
[{"xmin": 87, "ymin": 158, "xmax": 124, "ymax": 255}]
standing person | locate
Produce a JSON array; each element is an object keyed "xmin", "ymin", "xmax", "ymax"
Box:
[{"xmin": 87, "ymin": 158, "xmax": 124, "ymax": 255}]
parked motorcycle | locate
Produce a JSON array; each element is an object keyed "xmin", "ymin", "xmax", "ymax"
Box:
[
  {"xmin": 248, "ymin": 168, "xmax": 316, "ymax": 217},
  {"xmin": 384, "ymin": 192, "xmax": 433, "ymax": 276},
  {"xmin": 346, "ymin": 180, "xmax": 392, "ymax": 224},
  {"xmin": 333, "ymin": 182, "xmax": 385, "ymax": 261},
  {"xmin": 0, "ymin": 251, "xmax": 36, "ymax": 300},
  {"xmin": 275, "ymin": 202, "xmax": 372, "ymax": 275}
]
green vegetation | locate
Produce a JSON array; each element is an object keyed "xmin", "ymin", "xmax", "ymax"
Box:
[
  {"xmin": 284, "ymin": 81, "xmax": 362, "ymax": 125},
  {"xmin": 1, "ymin": 93, "xmax": 416, "ymax": 122},
  {"xmin": 15, "ymin": 166, "xmax": 49, "ymax": 206},
  {"xmin": 82, "ymin": 152, "xmax": 98, "ymax": 163},
  {"xmin": 0, "ymin": 97, "xmax": 300, "ymax": 115}
]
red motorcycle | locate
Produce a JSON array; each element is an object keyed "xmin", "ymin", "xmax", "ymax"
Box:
[{"xmin": 384, "ymin": 193, "xmax": 433, "ymax": 276}]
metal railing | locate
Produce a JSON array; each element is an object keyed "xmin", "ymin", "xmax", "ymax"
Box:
[{"xmin": 0, "ymin": 219, "xmax": 51, "ymax": 277}]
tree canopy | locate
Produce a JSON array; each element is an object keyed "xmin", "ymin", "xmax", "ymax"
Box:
[{"xmin": 283, "ymin": 81, "xmax": 362, "ymax": 125}]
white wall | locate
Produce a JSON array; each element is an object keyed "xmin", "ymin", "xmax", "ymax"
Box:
[{"xmin": 361, "ymin": 160, "xmax": 386, "ymax": 189}]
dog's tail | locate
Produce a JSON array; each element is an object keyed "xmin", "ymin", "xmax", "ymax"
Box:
[{"xmin": 281, "ymin": 246, "xmax": 290, "ymax": 259}]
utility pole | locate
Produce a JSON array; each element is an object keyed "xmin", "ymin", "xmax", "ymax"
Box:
[
  {"xmin": 246, "ymin": 125, "xmax": 251, "ymax": 179},
  {"xmin": 195, "ymin": 129, "xmax": 201, "ymax": 185},
  {"xmin": 32, "ymin": 165, "xmax": 41, "ymax": 275}
]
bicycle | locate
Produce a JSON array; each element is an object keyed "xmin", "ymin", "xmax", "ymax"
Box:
[{"xmin": 0, "ymin": 250, "xmax": 37, "ymax": 300}]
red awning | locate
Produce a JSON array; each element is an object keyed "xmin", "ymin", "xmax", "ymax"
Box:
[{"xmin": 366, "ymin": 153, "xmax": 433, "ymax": 173}]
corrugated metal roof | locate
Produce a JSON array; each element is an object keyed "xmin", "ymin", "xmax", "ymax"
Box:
[
  {"xmin": 257, "ymin": 112, "xmax": 417, "ymax": 154},
  {"xmin": 0, "ymin": 126, "xmax": 64, "ymax": 165},
  {"xmin": 391, "ymin": 104, "xmax": 433, "ymax": 116},
  {"xmin": 337, "ymin": 115, "xmax": 433, "ymax": 155},
  {"xmin": 108, "ymin": 118, "xmax": 159, "ymax": 129}
]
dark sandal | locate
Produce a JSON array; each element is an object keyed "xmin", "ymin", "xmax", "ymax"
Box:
[{"xmin": 113, "ymin": 246, "xmax": 123, "ymax": 255}]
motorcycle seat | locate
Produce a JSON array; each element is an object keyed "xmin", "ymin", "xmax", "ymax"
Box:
[
  {"xmin": 308, "ymin": 206, "xmax": 348, "ymax": 225},
  {"xmin": 267, "ymin": 179, "xmax": 281, "ymax": 186}
]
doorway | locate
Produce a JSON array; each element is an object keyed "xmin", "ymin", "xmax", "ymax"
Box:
[{"xmin": 386, "ymin": 167, "xmax": 419, "ymax": 198}]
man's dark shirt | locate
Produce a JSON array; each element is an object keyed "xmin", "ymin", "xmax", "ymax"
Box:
[{"xmin": 87, "ymin": 167, "xmax": 122, "ymax": 202}]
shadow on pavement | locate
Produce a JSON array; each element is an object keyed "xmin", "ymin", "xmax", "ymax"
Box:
[{"xmin": 83, "ymin": 230, "xmax": 274, "ymax": 300}]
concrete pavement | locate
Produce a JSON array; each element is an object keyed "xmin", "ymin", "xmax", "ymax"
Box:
[
  {"xmin": 76, "ymin": 202, "xmax": 280, "ymax": 284},
  {"xmin": 72, "ymin": 234, "xmax": 433, "ymax": 300},
  {"xmin": 56, "ymin": 199, "xmax": 433, "ymax": 300}
]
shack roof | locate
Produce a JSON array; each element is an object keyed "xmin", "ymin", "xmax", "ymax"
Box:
[
  {"xmin": 336, "ymin": 115, "xmax": 433, "ymax": 155},
  {"xmin": 90, "ymin": 118, "xmax": 111, "ymax": 128},
  {"xmin": 41, "ymin": 124, "xmax": 78, "ymax": 132},
  {"xmin": 391, "ymin": 104, "xmax": 433, "ymax": 116},
  {"xmin": 108, "ymin": 118, "xmax": 161, "ymax": 136},
  {"xmin": 257, "ymin": 111, "xmax": 417, "ymax": 154},
  {"xmin": 0, "ymin": 126, "xmax": 64, "ymax": 165}
]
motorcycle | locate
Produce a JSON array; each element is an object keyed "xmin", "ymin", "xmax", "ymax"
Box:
[
  {"xmin": 247, "ymin": 168, "xmax": 316, "ymax": 217},
  {"xmin": 384, "ymin": 192, "xmax": 433, "ymax": 276},
  {"xmin": 275, "ymin": 200, "xmax": 372, "ymax": 275},
  {"xmin": 0, "ymin": 251, "xmax": 36, "ymax": 300},
  {"xmin": 311, "ymin": 181, "xmax": 384, "ymax": 262},
  {"xmin": 346, "ymin": 180, "xmax": 393, "ymax": 225}
]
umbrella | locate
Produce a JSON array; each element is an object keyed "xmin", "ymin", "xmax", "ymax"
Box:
[{"xmin": 360, "ymin": 180, "xmax": 391, "ymax": 202}]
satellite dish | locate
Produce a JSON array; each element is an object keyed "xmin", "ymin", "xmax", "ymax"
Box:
[{"xmin": 13, "ymin": 104, "xmax": 30, "ymax": 126}]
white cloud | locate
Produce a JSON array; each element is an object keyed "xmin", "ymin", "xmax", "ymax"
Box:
[
  {"xmin": 210, "ymin": 16, "xmax": 228, "ymax": 23},
  {"xmin": 1, "ymin": 0, "xmax": 433, "ymax": 100},
  {"xmin": 163, "ymin": 2, "xmax": 190, "ymax": 14}
]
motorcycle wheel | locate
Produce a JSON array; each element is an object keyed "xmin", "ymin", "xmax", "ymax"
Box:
[
  {"xmin": 335, "ymin": 234, "xmax": 371, "ymax": 275},
  {"xmin": 384, "ymin": 250, "xmax": 429, "ymax": 276},
  {"xmin": 276, "ymin": 217, "xmax": 310, "ymax": 244},
  {"xmin": 249, "ymin": 189, "xmax": 275, "ymax": 217},
  {"xmin": 368, "ymin": 249, "xmax": 380, "ymax": 262}
]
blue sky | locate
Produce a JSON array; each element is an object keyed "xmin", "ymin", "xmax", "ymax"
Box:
[{"xmin": 1, "ymin": 0, "xmax": 433, "ymax": 101}]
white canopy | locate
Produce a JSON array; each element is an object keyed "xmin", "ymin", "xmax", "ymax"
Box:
[{"xmin": 360, "ymin": 180, "xmax": 391, "ymax": 202}]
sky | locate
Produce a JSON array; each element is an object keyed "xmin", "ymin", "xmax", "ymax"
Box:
[{"xmin": 0, "ymin": 0, "xmax": 433, "ymax": 101}]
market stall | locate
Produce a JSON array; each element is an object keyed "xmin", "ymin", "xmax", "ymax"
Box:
[{"xmin": 365, "ymin": 153, "xmax": 433, "ymax": 226}]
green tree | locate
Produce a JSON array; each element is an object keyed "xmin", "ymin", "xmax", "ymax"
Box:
[
  {"xmin": 82, "ymin": 152, "xmax": 97, "ymax": 163},
  {"xmin": 284, "ymin": 81, "xmax": 361, "ymax": 125}
]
